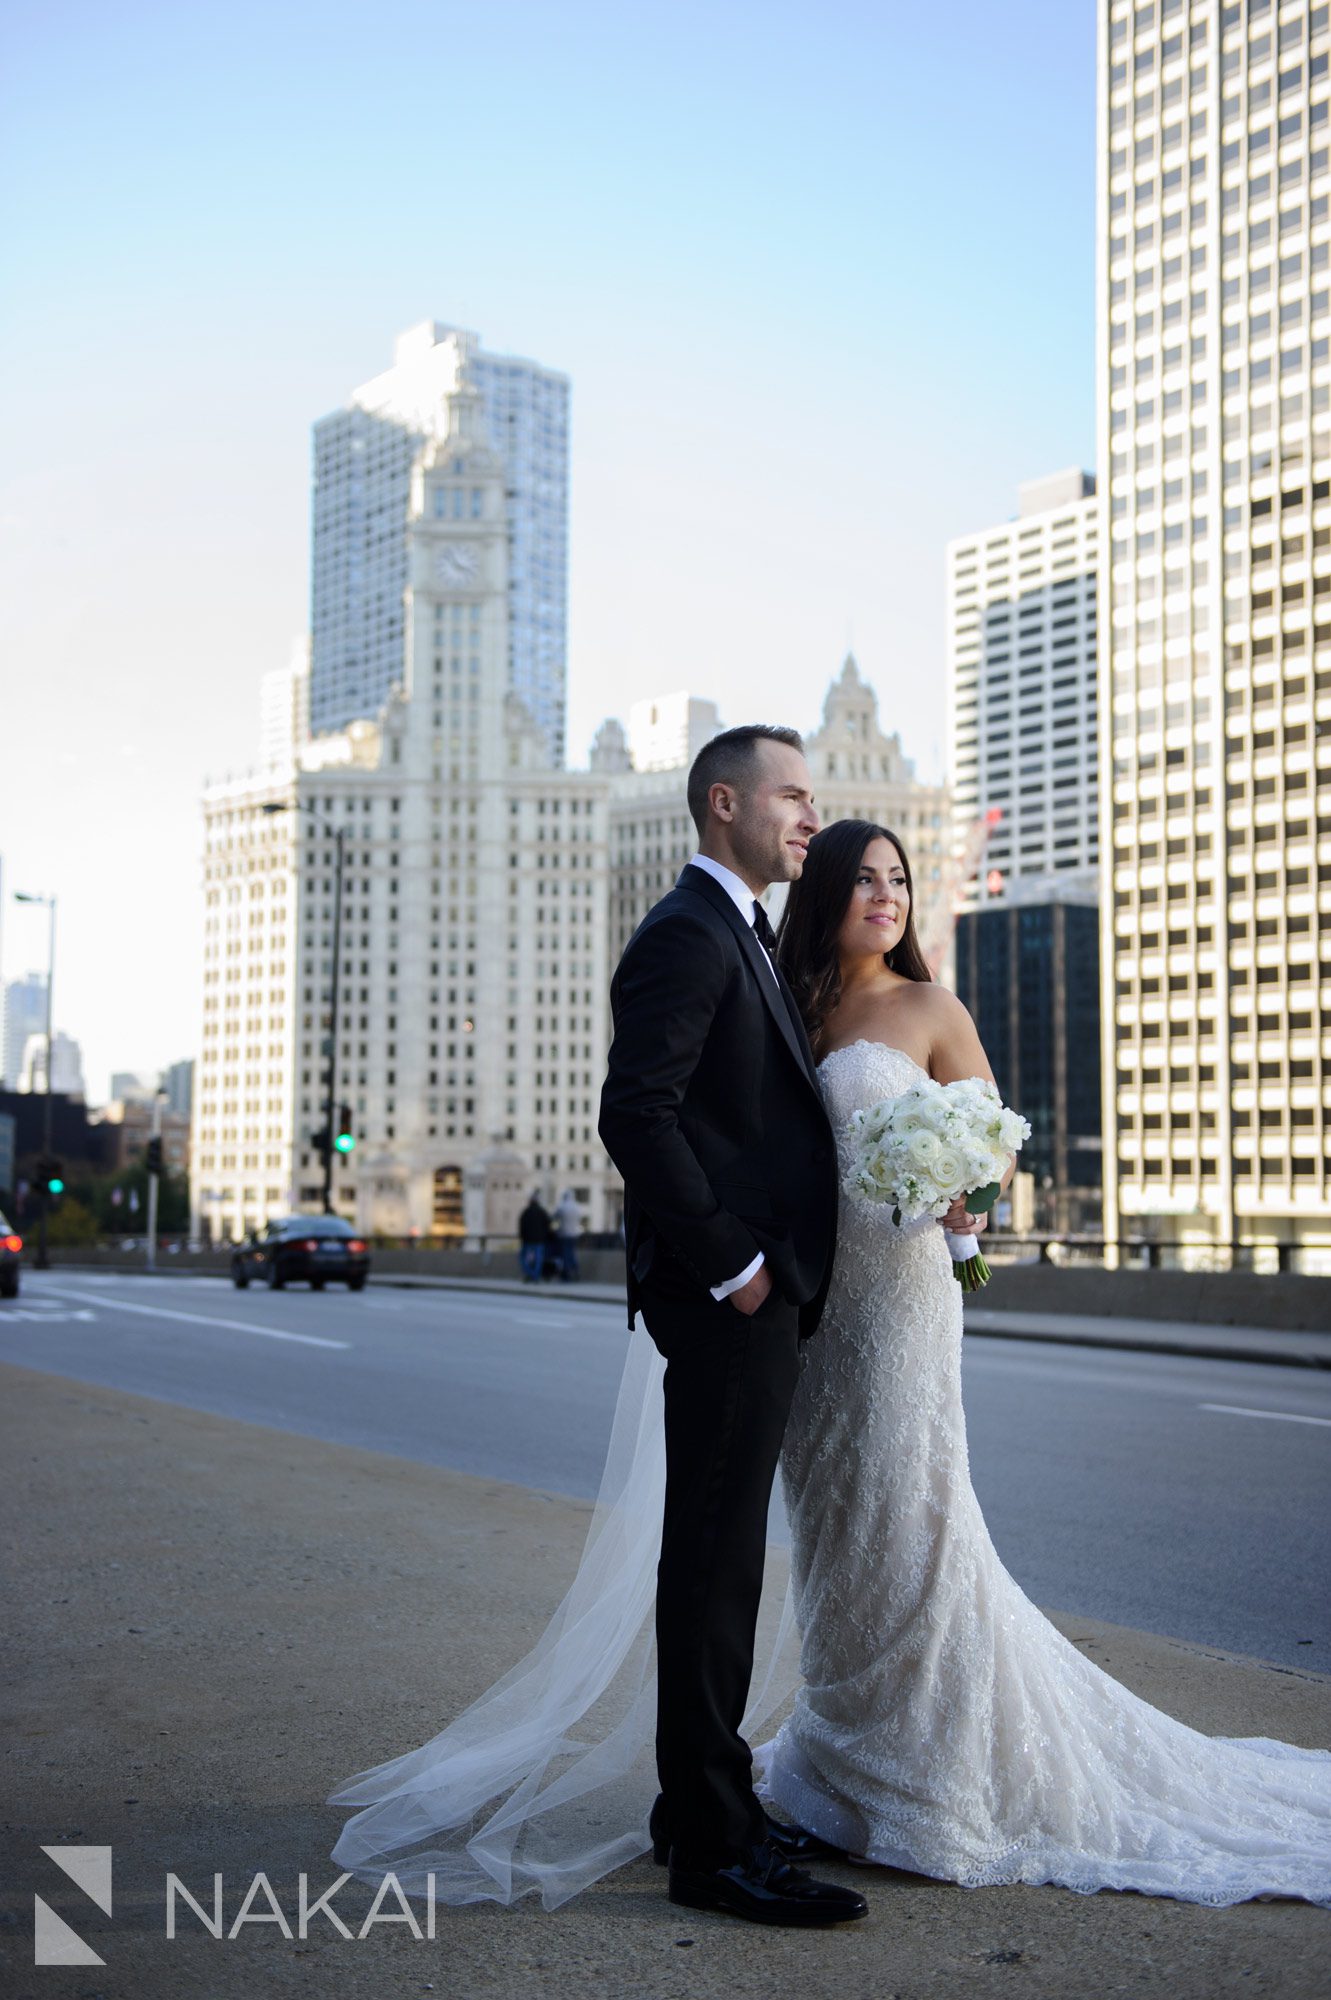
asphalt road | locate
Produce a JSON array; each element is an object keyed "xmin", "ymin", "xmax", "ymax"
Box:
[{"xmin": 4, "ymin": 1269, "xmax": 1329, "ymax": 1672}]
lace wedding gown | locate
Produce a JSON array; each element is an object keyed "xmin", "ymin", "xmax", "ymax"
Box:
[{"xmin": 755, "ymin": 1038, "xmax": 1331, "ymax": 1906}]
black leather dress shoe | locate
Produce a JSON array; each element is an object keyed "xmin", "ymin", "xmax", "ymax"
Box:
[
  {"xmin": 667, "ymin": 1839, "xmax": 868, "ymax": 1928},
  {"xmin": 651, "ymin": 1806, "xmax": 842, "ymax": 1867}
]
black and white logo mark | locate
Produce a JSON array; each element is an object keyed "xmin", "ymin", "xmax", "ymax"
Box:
[{"xmin": 34, "ymin": 1845, "xmax": 112, "ymax": 1966}]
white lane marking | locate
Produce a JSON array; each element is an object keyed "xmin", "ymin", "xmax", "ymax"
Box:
[
  {"xmin": 34, "ymin": 1286, "xmax": 350, "ymax": 1351},
  {"xmin": 1201, "ymin": 1402, "xmax": 1331, "ymax": 1428},
  {"xmin": 493, "ymin": 1313, "xmax": 575, "ymax": 1328},
  {"xmin": 0, "ymin": 1307, "xmax": 97, "ymax": 1323}
]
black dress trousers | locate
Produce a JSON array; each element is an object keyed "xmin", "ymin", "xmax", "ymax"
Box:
[{"xmin": 638, "ymin": 1258, "xmax": 801, "ymax": 1861}]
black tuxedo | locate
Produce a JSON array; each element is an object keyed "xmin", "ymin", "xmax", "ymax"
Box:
[
  {"xmin": 601, "ymin": 865, "xmax": 838, "ymax": 1335},
  {"xmin": 598, "ymin": 863, "xmax": 838, "ymax": 1860}
]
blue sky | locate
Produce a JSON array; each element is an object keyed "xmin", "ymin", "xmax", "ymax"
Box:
[{"xmin": 1, "ymin": 0, "xmax": 1097, "ymax": 1100}]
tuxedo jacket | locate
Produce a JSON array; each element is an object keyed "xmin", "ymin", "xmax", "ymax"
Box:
[{"xmin": 599, "ymin": 864, "xmax": 838, "ymax": 1336}]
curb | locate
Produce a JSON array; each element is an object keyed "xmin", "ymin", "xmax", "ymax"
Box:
[{"xmin": 960, "ymin": 1315, "xmax": 1331, "ymax": 1372}]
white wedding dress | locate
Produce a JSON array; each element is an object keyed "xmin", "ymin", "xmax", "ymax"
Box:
[{"xmin": 755, "ymin": 1039, "xmax": 1331, "ymax": 1906}]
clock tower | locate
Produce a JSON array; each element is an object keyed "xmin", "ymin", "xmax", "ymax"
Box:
[{"xmin": 405, "ymin": 366, "xmax": 510, "ymax": 785}]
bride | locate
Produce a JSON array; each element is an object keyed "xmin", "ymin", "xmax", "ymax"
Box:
[
  {"xmin": 762, "ymin": 818, "xmax": 1330, "ymax": 1902},
  {"xmin": 328, "ymin": 819, "xmax": 1330, "ymax": 1911}
]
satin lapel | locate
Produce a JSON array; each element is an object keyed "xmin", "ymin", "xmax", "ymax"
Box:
[{"xmin": 677, "ymin": 867, "xmax": 820, "ymax": 1094}]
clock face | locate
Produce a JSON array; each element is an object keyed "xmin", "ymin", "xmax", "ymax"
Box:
[{"xmin": 433, "ymin": 543, "xmax": 481, "ymax": 588}]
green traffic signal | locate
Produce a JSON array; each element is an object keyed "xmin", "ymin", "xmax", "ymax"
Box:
[
  {"xmin": 47, "ymin": 1176, "xmax": 65, "ymax": 1195},
  {"xmin": 334, "ymin": 1132, "xmax": 355, "ymax": 1154}
]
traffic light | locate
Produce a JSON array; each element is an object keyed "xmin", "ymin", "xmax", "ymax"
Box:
[
  {"xmin": 334, "ymin": 1106, "xmax": 355, "ymax": 1155},
  {"xmin": 310, "ymin": 1128, "xmax": 331, "ymax": 1160},
  {"xmin": 145, "ymin": 1136, "xmax": 164, "ymax": 1177},
  {"xmin": 38, "ymin": 1158, "xmax": 65, "ymax": 1196}
]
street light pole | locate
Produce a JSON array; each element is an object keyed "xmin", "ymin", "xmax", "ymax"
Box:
[
  {"xmin": 262, "ymin": 801, "xmax": 345, "ymax": 1215},
  {"xmin": 146, "ymin": 1088, "xmax": 165, "ymax": 1270},
  {"xmin": 323, "ymin": 821, "xmax": 345, "ymax": 1217},
  {"xmin": 15, "ymin": 891, "xmax": 56, "ymax": 1270}
]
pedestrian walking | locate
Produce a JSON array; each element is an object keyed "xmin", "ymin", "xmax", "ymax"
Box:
[
  {"xmin": 554, "ymin": 1188, "xmax": 584, "ymax": 1283},
  {"xmin": 518, "ymin": 1193, "xmax": 549, "ymax": 1283}
]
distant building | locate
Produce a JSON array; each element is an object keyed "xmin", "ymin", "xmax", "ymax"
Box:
[
  {"xmin": 310, "ymin": 322, "xmax": 569, "ymax": 761},
  {"xmin": 604, "ymin": 655, "xmax": 952, "ymax": 966},
  {"xmin": 0, "ymin": 1111, "xmax": 14, "ymax": 1201},
  {"xmin": 954, "ymin": 899, "xmax": 1101, "ymax": 1234},
  {"xmin": 18, "ymin": 1030, "xmax": 85, "ymax": 1100},
  {"xmin": 110, "ymin": 1072, "xmax": 156, "ymax": 1105},
  {"xmin": 627, "ymin": 693, "xmax": 722, "ymax": 773},
  {"xmin": 3, "ymin": 974, "xmax": 47, "ymax": 1090},
  {"xmin": 160, "ymin": 1060, "xmax": 194, "ymax": 1120},
  {"xmin": 946, "ymin": 471, "xmax": 1099, "ymax": 910},
  {"xmin": 95, "ymin": 1100, "xmax": 191, "ymax": 1177},
  {"xmin": 194, "ymin": 366, "xmax": 603, "ymax": 1246},
  {"xmin": 0, "ymin": 1090, "xmax": 105, "ymax": 1194},
  {"xmin": 260, "ymin": 640, "xmax": 310, "ymax": 771}
]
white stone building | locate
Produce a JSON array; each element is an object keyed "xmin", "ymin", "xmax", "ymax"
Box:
[
  {"xmin": 194, "ymin": 373, "xmax": 611, "ymax": 1245},
  {"xmin": 628, "ymin": 692, "xmax": 722, "ymax": 772},
  {"xmin": 947, "ymin": 471, "xmax": 1100, "ymax": 909},
  {"xmin": 1098, "ymin": 0, "xmax": 1331, "ymax": 1264},
  {"xmin": 603, "ymin": 656, "xmax": 952, "ymax": 965},
  {"xmin": 310, "ymin": 323, "xmax": 570, "ymax": 762},
  {"xmin": 259, "ymin": 640, "xmax": 310, "ymax": 771}
]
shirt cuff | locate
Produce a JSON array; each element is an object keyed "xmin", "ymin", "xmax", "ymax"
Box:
[{"xmin": 710, "ymin": 1251, "xmax": 765, "ymax": 1302}]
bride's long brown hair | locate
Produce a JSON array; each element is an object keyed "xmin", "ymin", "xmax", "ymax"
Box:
[{"xmin": 776, "ymin": 819, "xmax": 933, "ymax": 1056}]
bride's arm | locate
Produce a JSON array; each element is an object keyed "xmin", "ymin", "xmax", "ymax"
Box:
[{"xmin": 920, "ymin": 988, "xmax": 1016, "ymax": 1230}]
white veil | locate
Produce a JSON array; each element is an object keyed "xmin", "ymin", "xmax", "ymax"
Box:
[{"xmin": 328, "ymin": 1318, "xmax": 802, "ymax": 1909}]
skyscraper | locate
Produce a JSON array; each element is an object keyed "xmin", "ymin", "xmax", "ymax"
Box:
[
  {"xmin": 2, "ymin": 974, "xmax": 47, "ymax": 1091},
  {"xmin": 947, "ymin": 470, "xmax": 1100, "ymax": 908},
  {"xmin": 1099, "ymin": 0, "xmax": 1330, "ymax": 1263},
  {"xmin": 310, "ymin": 323, "xmax": 570, "ymax": 762},
  {"xmin": 954, "ymin": 902, "xmax": 1103, "ymax": 1233}
]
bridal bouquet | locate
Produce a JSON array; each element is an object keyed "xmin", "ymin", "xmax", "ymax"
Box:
[{"xmin": 843, "ymin": 1077, "xmax": 1031, "ymax": 1291}]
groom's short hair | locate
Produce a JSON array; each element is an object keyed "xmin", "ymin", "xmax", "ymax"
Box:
[{"xmin": 686, "ymin": 724, "xmax": 804, "ymax": 836}]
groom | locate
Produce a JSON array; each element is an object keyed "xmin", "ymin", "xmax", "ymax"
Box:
[{"xmin": 599, "ymin": 725, "xmax": 867, "ymax": 1929}]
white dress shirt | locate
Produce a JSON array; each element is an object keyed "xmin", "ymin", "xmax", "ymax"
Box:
[{"xmin": 686, "ymin": 852, "xmax": 772, "ymax": 1302}]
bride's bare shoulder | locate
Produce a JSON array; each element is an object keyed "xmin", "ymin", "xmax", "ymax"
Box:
[
  {"xmin": 838, "ymin": 979, "xmax": 974, "ymax": 1067},
  {"xmin": 857, "ymin": 982, "xmax": 984, "ymax": 1076},
  {"xmin": 875, "ymin": 980, "xmax": 973, "ymax": 1031}
]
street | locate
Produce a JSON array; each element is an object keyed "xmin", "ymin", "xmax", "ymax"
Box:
[{"xmin": 3, "ymin": 1268, "xmax": 1329, "ymax": 1672}]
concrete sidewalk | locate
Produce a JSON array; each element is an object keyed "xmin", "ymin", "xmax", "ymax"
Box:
[{"xmin": 2, "ymin": 1362, "xmax": 1328, "ymax": 2000}]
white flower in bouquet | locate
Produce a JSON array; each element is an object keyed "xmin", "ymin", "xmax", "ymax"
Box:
[{"xmin": 843, "ymin": 1076, "xmax": 1032, "ymax": 1290}]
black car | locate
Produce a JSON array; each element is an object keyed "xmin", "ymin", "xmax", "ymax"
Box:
[
  {"xmin": 0, "ymin": 1209, "xmax": 20, "ymax": 1298},
  {"xmin": 232, "ymin": 1215, "xmax": 370, "ymax": 1292}
]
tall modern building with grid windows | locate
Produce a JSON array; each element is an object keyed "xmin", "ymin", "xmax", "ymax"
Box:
[
  {"xmin": 1099, "ymin": 0, "xmax": 1331, "ymax": 1264},
  {"xmin": 310, "ymin": 322, "xmax": 570, "ymax": 762},
  {"xmin": 946, "ymin": 470, "xmax": 1101, "ymax": 908}
]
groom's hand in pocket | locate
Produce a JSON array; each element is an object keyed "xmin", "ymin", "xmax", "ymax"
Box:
[{"xmin": 729, "ymin": 1264, "xmax": 774, "ymax": 1316}]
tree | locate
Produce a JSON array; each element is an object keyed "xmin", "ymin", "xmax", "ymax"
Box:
[{"xmin": 44, "ymin": 1195, "xmax": 101, "ymax": 1247}]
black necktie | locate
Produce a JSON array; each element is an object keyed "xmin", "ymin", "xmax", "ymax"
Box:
[{"xmin": 751, "ymin": 903, "xmax": 777, "ymax": 957}]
